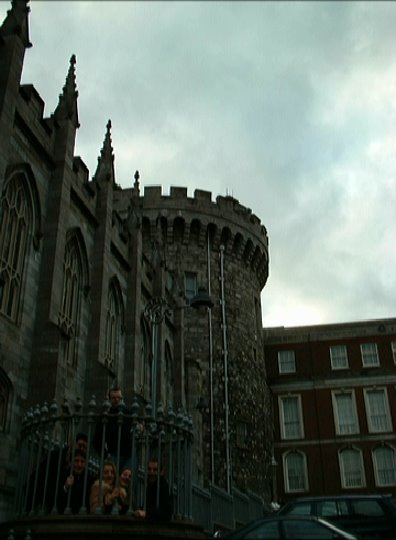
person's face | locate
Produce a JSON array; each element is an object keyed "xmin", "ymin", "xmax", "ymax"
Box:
[
  {"xmin": 103, "ymin": 464, "xmax": 115, "ymax": 485},
  {"xmin": 120, "ymin": 468, "xmax": 131, "ymax": 487},
  {"xmin": 76, "ymin": 439, "xmax": 87, "ymax": 453},
  {"xmin": 147, "ymin": 461, "xmax": 158, "ymax": 484},
  {"xmin": 73, "ymin": 455, "xmax": 86, "ymax": 475},
  {"xmin": 109, "ymin": 389, "xmax": 122, "ymax": 408}
]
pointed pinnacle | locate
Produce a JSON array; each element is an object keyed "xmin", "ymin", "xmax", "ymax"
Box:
[
  {"xmin": 53, "ymin": 54, "xmax": 79, "ymax": 126},
  {"xmin": 93, "ymin": 120, "xmax": 114, "ymax": 182},
  {"xmin": 62, "ymin": 54, "xmax": 78, "ymax": 100},
  {"xmin": 1, "ymin": 0, "xmax": 32, "ymax": 47},
  {"xmin": 133, "ymin": 170, "xmax": 140, "ymax": 197},
  {"xmin": 101, "ymin": 119, "xmax": 113, "ymax": 161}
]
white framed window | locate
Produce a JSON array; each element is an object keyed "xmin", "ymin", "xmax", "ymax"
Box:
[
  {"xmin": 330, "ymin": 345, "xmax": 348, "ymax": 369},
  {"xmin": 278, "ymin": 350, "xmax": 296, "ymax": 374},
  {"xmin": 361, "ymin": 343, "xmax": 379, "ymax": 367},
  {"xmin": 279, "ymin": 395, "xmax": 304, "ymax": 440},
  {"xmin": 339, "ymin": 447, "xmax": 365, "ymax": 488},
  {"xmin": 372, "ymin": 446, "xmax": 396, "ymax": 487},
  {"xmin": 332, "ymin": 390, "xmax": 359, "ymax": 435},
  {"xmin": 184, "ymin": 271, "xmax": 197, "ymax": 302},
  {"xmin": 364, "ymin": 388, "xmax": 392, "ymax": 433},
  {"xmin": 283, "ymin": 451, "xmax": 308, "ymax": 493},
  {"xmin": 391, "ymin": 341, "xmax": 396, "ymax": 364}
]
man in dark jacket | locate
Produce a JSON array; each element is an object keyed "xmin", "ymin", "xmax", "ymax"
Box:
[
  {"xmin": 135, "ymin": 459, "xmax": 173, "ymax": 522},
  {"xmin": 94, "ymin": 387, "xmax": 132, "ymax": 470},
  {"xmin": 57, "ymin": 449, "xmax": 94, "ymax": 514}
]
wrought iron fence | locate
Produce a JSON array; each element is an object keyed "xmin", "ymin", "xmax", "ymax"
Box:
[
  {"xmin": 12, "ymin": 397, "xmax": 266, "ymax": 536},
  {"xmin": 15, "ymin": 397, "xmax": 193, "ymax": 520}
]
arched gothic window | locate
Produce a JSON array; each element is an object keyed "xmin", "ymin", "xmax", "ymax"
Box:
[
  {"xmin": 0, "ymin": 176, "xmax": 32, "ymax": 320},
  {"xmin": 0, "ymin": 368, "xmax": 12, "ymax": 433},
  {"xmin": 137, "ymin": 317, "xmax": 151, "ymax": 398},
  {"xmin": 59, "ymin": 236, "xmax": 83, "ymax": 367},
  {"xmin": 164, "ymin": 340, "xmax": 173, "ymax": 409},
  {"xmin": 104, "ymin": 281, "xmax": 123, "ymax": 375}
]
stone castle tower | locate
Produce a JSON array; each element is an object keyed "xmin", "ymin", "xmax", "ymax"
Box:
[{"xmin": 0, "ymin": 0, "xmax": 273, "ymax": 520}]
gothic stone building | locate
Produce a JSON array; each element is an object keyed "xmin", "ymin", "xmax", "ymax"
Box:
[{"xmin": 0, "ymin": 1, "xmax": 273, "ymax": 520}]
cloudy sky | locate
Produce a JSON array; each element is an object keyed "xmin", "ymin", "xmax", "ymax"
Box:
[{"xmin": 1, "ymin": 1, "xmax": 395, "ymax": 328}]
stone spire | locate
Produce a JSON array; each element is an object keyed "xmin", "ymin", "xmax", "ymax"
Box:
[
  {"xmin": 93, "ymin": 120, "xmax": 115, "ymax": 183},
  {"xmin": 53, "ymin": 54, "xmax": 79, "ymax": 128},
  {"xmin": 132, "ymin": 170, "xmax": 140, "ymax": 198},
  {"xmin": 0, "ymin": 0, "xmax": 32, "ymax": 48}
]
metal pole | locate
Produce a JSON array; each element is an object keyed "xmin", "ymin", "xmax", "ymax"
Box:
[
  {"xmin": 219, "ymin": 245, "xmax": 231, "ymax": 493},
  {"xmin": 207, "ymin": 231, "xmax": 215, "ymax": 486},
  {"xmin": 151, "ymin": 321, "xmax": 157, "ymax": 414}
]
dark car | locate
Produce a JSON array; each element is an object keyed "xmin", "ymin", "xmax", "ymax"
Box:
[
  {"xmin": 218, "ymin": 515, "xmax": 357, "ymax": 539},
  {"xmin": 278, "ymin": 495, "xmax": 396, "ymax": 539}
]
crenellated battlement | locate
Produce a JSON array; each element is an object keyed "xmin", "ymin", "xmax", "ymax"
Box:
[
  {"xmin": 119, "ymin": 183, "xmax": 269, "ymax": 288},
  {"xmin": 124, "ymin": 184, "xmax": 267, "ymax": 238}
]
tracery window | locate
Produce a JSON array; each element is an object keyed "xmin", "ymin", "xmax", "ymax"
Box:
[
  {"xmin": 104, "ymin": 282, "xmax": 122, "ymax": 374},
  {"xmin": 164, "ymin": 341, "xmax": 173, "ymax": 408},
  {"xmin": 0, "ymin": 368, "xmax": 12, "ymax": 433},
  {"xmin": 59, "ymin": 237, "xmax": 83, "ymax": 366},
  {"xmin": 138, "ymin": 317, "xmax": 150, "ymax": 398},
  {"xmin": 0, "ymin": 176, "xmax": 31, "ymax": 321}
]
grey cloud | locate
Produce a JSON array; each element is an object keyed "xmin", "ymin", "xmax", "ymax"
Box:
[{"xmin": 1, "ymin": 0, "xmax": 394, "ymax": 326}]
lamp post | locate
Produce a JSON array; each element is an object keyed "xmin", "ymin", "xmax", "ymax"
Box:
[{"xmin": 271, "ymin": 456, "xmax": 278, "ymax": 499}]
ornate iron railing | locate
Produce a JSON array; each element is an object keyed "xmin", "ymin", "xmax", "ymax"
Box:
[{"xmin": 14, "ymin": 397, "xmax": 193, "ymax": 520}]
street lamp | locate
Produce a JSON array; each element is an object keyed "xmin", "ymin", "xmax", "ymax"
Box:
[
  {"xmin": 143, "ymin": 288, "xmax": 213, "ymax": 416},
  {"xmin": 271, "ymin": 456, "xmax": 278, "ymax": 499}
]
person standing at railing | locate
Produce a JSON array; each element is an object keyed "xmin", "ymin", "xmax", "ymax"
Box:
[
  {"xmin": 135, "ymin": 459, "xmax": 173, "ymax": 522},
  {"xmin": 89, "ymin": 460, "xmax": 127, "ymax": 514},
  {"xmin": 26, "ymin": 431, "xmax": 89, "ymax": 514},
  {"xmin": 118, "ymin": 466, "xmax": 133, "ymax": 514},
  {"xmin": 57, "ymin": 450, "xmax": 94, "ymax": 514},
  {"xmin": 93, "ymin": 387, "xmax": 132, "ymax": 471}
]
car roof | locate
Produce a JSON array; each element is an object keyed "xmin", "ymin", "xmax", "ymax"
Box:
[
  {"xmin": 223, "ymin": 515, "xmax": 357, "ymax": 540},
  {"xmin": 284, "ymin": 494, "xmax": 391, "ymax": 502}
]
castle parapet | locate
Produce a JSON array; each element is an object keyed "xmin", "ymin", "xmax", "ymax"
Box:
[{"xmin": 119, "ymin": 184, "xmax": 269, "ymax": 289}]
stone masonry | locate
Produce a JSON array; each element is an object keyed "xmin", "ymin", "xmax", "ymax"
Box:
[{"xmin": 0, "ymin": 1, "xmax": 273, "ymax": 520}]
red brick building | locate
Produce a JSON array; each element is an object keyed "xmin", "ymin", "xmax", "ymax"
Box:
[{"xmin": 264, "ymin": 318, "xmax": 396, "ymax": 503}]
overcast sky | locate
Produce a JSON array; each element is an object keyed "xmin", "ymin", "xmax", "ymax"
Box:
[{"xmin": 1, "ymin": 1, "xmax": 395, "ymax": 328}]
